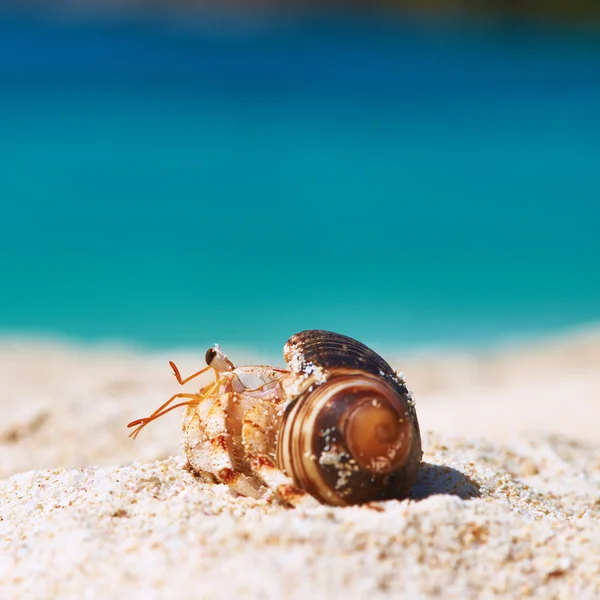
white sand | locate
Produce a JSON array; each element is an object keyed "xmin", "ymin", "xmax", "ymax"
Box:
[{"xmin": 1, "ymin": 328, "xmax": 599, "ymax": 598}]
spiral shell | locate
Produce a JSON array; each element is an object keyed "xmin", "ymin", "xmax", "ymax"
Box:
[{"xmin": 276, "ymin": 330, "xmax": 422, "ymax": 506}]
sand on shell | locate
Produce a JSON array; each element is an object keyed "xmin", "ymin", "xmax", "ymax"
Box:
[{"xmin": 1, "ymin": 327, "xmax": 600, "ymax": 598}]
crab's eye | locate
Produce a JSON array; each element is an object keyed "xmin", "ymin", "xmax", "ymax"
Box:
[{"xmin": 205, "ymin": 348, "xmax": 217, "ymax": 366}]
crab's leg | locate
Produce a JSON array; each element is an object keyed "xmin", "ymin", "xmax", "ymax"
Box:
[
  {"xmin": 242, "ymin": 401, "xmax": 316, "ymax": 508},
  {"xmin": 170, "ymin": 361, "xmax": 217, "ymax": 385},
  {"xmin": 203, "ymin": 392, "xmax": 264, "ymax": 499}
]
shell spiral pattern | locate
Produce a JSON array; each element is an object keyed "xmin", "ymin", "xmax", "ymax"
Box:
[{"xmin": 277, "ymin": 330, "xmax": 422, "ymax": 506}]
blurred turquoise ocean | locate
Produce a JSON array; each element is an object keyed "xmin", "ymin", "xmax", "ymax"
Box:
[{"xmin": 0, "ymin": 11, "xmax": 599, "ymax": 354}]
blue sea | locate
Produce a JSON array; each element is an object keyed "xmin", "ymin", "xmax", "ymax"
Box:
[{"xmin": 0, "ymin": 11, "xmax": 599, "ymax": 354}]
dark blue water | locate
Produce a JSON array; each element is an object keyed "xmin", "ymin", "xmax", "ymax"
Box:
[{"xmin": 1, "ymin": 12, "xmax": 599, "ymax": 353}]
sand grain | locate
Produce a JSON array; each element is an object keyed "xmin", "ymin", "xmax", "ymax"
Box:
[{"xmin": 1, "ymin": 330, "xmax": 599, "ymax": 598}]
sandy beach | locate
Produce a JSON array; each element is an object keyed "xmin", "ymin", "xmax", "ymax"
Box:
[{"xmin": 1, "ymin": 327, "xmax": 599, "ymax": 598}]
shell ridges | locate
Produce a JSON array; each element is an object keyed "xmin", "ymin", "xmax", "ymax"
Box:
[{"xmin": 277, "ymin": 330, "xmax": 423, "ymax": 506}]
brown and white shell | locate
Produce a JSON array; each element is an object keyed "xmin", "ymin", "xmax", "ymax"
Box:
[{"xmin": 276, "ymin": 330, "xmax": 422, "ymax": 506}]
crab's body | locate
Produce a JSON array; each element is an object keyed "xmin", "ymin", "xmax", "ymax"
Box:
[{"xmin": 181, "ymin": 364, "xmax": 311, "ymax": 506}]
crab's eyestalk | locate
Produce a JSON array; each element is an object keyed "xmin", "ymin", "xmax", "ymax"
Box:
[{"xmin": 205, "ymin": 344, "xmax": 235, "ymax": 372}]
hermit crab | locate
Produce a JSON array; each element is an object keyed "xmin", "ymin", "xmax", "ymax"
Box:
[{"xmin": 127, "ymin": 330, "xmax": 422, "ymax": 507}]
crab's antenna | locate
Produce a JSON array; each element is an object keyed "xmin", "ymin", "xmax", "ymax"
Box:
[
  {"xmin": 127, "ymin": 377, "xmax": 224, "ymax": 440},
  {"xmin": 142, "ymin": 377, "xmax": 222, "ymax": 425},
  {"xmin": 170, "ymin": 362, "xmax": 212, "ymax": 386},
  {"xmin": 127, "ymin": 393, "xmax": 203, "ymax": 439}
]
